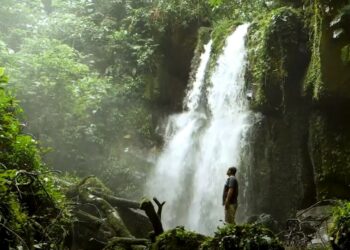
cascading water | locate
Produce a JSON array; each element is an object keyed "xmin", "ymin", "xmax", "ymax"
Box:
[{"xmin": 146, "ymin": 24, "xmax": 252, "ymax": 234}]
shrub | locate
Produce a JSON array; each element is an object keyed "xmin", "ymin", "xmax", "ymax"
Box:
[
  {"xmin": 152, "ymin": 226, "xmax": 208, "ymax": 250},
  {"xmin": 330, "ymin": 201, "xmax": 350, "ymax": 250},
  {"xmin": 201, "ymin": 224, "xmax": 284, "ymax": 250}
]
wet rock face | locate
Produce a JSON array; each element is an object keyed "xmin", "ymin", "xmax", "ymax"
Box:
[
  {"xmin": 243, "ymin": 7, "xmax": 315, "ymax": 223},
  {"xmin": 309, "ymin": 110, "xmax": 350, "ymax": 200},
  {"xmin": 243, "ymin": 109, "xmax": 316, "ymax": 223},
  {"xmin": 242, "ymin": 3, "xmax": 350, "ymax": 223},
  {"xmin": 301, "ymin": 1, "xmax": 350, "ymax": 201},
  {"xmin": 155, "ymin": 22, "xmax": 202, "ymax": 114}
]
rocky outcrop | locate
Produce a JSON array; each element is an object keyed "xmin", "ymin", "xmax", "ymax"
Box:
[
  {"xmin": 154, "ymin": 22, "xmax": 207, "ymax": 114},
  {"xmin": 242, "ymin": 1, "xmax": 350, "ymax": 223}
]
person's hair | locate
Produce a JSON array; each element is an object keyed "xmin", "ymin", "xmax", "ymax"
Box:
[{"xmin": 228, "ymin": 166, "xmax": 237, "ymax": 175}]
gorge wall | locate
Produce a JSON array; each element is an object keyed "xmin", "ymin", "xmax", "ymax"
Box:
[
  {"xmin": 153, "ymin": 0, "xmax": 350, "ymax": 226},
  {"xmin": 243, "ymin": 0, "xmax": 350, "ymax": 222}
]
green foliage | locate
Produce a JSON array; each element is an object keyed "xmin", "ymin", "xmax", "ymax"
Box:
[
  {"xmin": 0, "ymin": 69, "xmax": 71, "ymax": 249},
  {"xmin": 0, "ymin": 0, "xmax": 158, "ymax": 195},
  {"xmin": 152, "ymin": 224, "xmax": 283, "ymax": 250},
  {"xmin": 330, "ymin": 201, "xmax": 350, "ymax": 249},
  {"xmin": 208, "ymin": 0, "xmax": 268, "ymax": 22},
  {"xmin": 152, "ymin": 226, "xmax": 208, "ymax": 250},
  {"xmin": 201, "ymin": 224, "xmax": 284, "ymax": 250},
  {"xmin": 210, "ymin": 19, "xmax": 240, "ymax": 64},
  {"xmin": 0, "ymin": 0, "xmax": 42, "ymax": 49}
]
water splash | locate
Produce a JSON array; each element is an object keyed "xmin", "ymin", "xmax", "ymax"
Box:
[{"xmin": 146, "ymin": 24, "xmax": 251, "ymax": 234}]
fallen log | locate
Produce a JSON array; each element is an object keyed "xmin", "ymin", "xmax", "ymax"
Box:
[
  {"xmin": 106, "ymin": 237, "xmax": 149, "ymax": 246},
  {"xmin": 74, "ymin": 210, "xmax": 115, "ymax": 238},
  {"xmin": 89, "ymin": 189, "xmax": 140, "ymax": 209},
  {"xmin": 103, "ymin": 237, "xmax": 149, "ymax": 250},
  {"xmin": 79, "ymin": 188, "xmax": 132, "ymax": 238}
]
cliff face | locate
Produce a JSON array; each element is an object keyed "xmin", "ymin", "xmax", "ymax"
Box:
[
  {"xmin": 242, "ymin": 0, "xmax": 350, "ymax": 222},
  {"xmin": 154, "ymin": 0, "xmax": 350, "ymax": 223}
]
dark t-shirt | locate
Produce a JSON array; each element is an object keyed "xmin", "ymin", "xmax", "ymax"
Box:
[{"xmin": 222, "ymin": 176, "xmax": 238, "ymax": 205}]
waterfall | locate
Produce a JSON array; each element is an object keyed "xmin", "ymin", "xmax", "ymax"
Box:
[{"xmin": 146, "ymin": 24, "xmax": 251, "ymax": 234}]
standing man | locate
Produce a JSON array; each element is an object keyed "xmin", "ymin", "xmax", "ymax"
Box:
[{"xmin": 222, "ymin": 166, "xmax": 238, "ymax": 224}]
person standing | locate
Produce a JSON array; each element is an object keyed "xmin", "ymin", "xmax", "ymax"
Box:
[{"xmin": 222, "ymin": 166, "xmax": 239, "ymax": 224}]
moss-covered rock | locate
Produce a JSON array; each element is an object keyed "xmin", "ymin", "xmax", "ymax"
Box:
[
  {"xmin": 154, "ymin": 22, "xmax": 206, "ymax": 114},
  {"xmin": 246, "ymin": 7, "xmax": 309, "ymax": 114},
  {"xmin": 209, "ymin": 19, "xmax": 242, "ymax": 67},
  {"xmin": 187, "ymin": 26, "xmax": 212, "ymax": 89},
  {"xmin": 304, "ymin": 0, "xmax": 350, "ymax": 103}
]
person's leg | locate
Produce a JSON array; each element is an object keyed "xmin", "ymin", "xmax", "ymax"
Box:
[{"xmin": 224, "ymin": 204, "xmax": 237, "ymax": 224}]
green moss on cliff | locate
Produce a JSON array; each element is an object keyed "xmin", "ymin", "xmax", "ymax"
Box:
[
  {"xmin": 303, "ymin": 0, "xmax": 324, "ymax": 100},
  {"xmin": 203, "ymin": 19, "xmax": 244, "ymax": 84},
  {"xmin": 341, "ymin": 44, "xmax": 350, "ymax": 65},
  {"xmin": 303, "ymin": 0, "xmax": 350, "ymax": 102},
  {"xmin": 246, "ymin": 7, "xmax": 307, "ymax": 113},
  {"xmin": 211, "ymin": 19, "xmax": 241, "ymax": 62}
]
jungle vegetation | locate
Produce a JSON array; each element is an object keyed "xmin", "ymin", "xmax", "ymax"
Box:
[{"xmin": 1, "ymin": 0, "xmax": 350, "ymax": 249}]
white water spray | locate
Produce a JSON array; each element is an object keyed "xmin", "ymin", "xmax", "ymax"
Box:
[{"xmin": 146, "ymin": 24, "xmax": 251, "ymax": 234}]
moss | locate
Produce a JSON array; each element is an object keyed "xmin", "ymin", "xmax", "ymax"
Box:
[
  {"xmin": 330, "ymin": 201, "xmax": 350, "ymax": 250},
  {"xmin": 79, "ymin": 175, "xmax": 113, "ymax": 194},
  {"xmin": 303, "ymin": 0, "xmax": 324, "ymax": 100},
  {"xmin": 246, "ymin": 7, "xmax": 307, "ymax": 113},
  {"xmin": 197, "ymin": 27, "xmax": 212, "ymax": 52},
  {"xmin": 206, "ymin": 19, "xmax": 244, "ymax": 72},
  {"xmin": 201, "ymin": 224, "xmax": 284, "ymax": 250},
  {"xmin": 152, "ymin": 226, "xmax": 208, "ymax": 250},
  {"xmin": 211, "ymin": 19, "xmax": 241, "ymax": 60},
  {"xmin": 341, "ymin": 44, "xmax": 350, "ymax": 65},
  {"xmin": 303, "ymin": 0, "xmax": 350, "ymax": 102}
]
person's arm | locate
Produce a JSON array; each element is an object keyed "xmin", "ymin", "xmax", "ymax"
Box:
[{"xmin": 225, "ymin": 187, "xmax": 234, "ymax": 210}]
